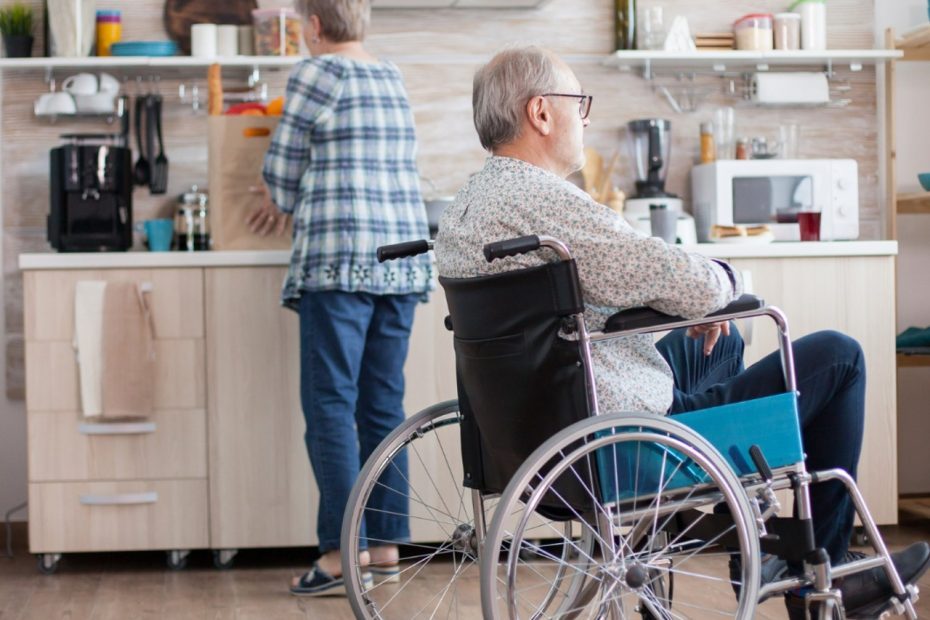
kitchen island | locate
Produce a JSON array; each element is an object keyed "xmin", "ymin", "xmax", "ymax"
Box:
[{"xmin": 19, "ymin": 240, "xmax": 898, "ymax": 569}]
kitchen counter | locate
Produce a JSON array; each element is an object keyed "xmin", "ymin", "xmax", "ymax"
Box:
[{"xmin": 18, "ymin": 241, "xmax": 898, "ymax": 270}]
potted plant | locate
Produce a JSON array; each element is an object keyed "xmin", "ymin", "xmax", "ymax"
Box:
[{"xmin": 0, "ymin": 3, "xmax": 35, "ymax": 58}]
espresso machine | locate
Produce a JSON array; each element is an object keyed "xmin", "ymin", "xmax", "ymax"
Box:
[
  {"xmin": 48, "ymin": 96, "xmax": 133, "ymax": 252},
  {"xmin": 624, "ymin": 118, "xmax": 696, "ymax": 244}
]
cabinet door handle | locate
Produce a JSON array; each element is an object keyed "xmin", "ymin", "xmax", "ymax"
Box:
[
  {"xmin": 78, "ymin": 422, "xmax": 157, "ymax": 435},
  {"xmin": 79, "ymin": 492, "xmax": 158, "ymax": 506}
]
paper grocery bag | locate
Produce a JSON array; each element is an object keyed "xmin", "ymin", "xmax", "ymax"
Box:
[{"xmin": 207, "ymin": 115, "xmax": 293, "ymax": 250}]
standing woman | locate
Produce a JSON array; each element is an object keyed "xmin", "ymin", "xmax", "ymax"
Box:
[{"xmin": 254, "ymin": 0, "xmax": 432, "ymax": 596}]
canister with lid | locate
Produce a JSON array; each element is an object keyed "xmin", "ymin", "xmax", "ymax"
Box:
[{"xmin": 176, "ymin": 185, "xmax": 210, "ymax": 251}]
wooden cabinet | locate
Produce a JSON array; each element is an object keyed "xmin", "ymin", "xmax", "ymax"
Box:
[
  {"xmin": 23, "ymin": 269, "xmax": 209, "ymax": 557},
  {"xmin": 204, "ymin": 267, "xmax": 457, "ymax": 549},
  {"xmin": 21, "ymin": 250, "xmax": 898, "ymax": 564},
  {"xmin": 728, "ymin": 255, "xmax": 897, "ymax": 523}
]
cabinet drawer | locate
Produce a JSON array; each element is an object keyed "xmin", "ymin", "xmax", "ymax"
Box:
[
  {"xmin": 28, "ymin": 479, "xmax": 208, "ymax": 553},
  {"xmin": 24, "ymin": 268, "xmax": 204, "ymax": 341},
  {"xmin": 28, "ymin": 409, "xmax": 207, "ymax": 482},
  {"xmin": 26, "ymin": 339, "xmax": 205, "ymax": 411}
]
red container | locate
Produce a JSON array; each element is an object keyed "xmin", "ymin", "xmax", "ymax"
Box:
[{"xmin": 798, "ymin": 211, "xmax": 821, "ymax": 241}]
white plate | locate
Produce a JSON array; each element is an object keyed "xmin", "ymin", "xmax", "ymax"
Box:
[{"xmin": 709, "ymin": 231, "xmax": 775, "ymax": 244}]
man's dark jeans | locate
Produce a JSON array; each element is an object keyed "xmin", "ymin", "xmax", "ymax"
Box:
[{"xmin": 655, "ymin": 326, "xmax": 866, "ymax": 565}]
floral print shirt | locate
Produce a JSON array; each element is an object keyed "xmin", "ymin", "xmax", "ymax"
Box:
[{"xmin": 435, "ymin": 156, "xmax": 742, "ymax": 415}]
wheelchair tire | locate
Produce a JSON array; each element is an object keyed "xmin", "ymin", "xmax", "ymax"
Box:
[
  {"xmin": 342, "ymin": 400, "xmax": 493, "ymax": 620},
  {"xmin": 480, "ymin": 412, "xmax": 761, "ymax": 620}
]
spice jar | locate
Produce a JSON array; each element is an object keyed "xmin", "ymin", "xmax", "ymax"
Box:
[
  {"xmin": 175, "ymin": 186, "xmax": 210, "ymax": 251},
  {"xmin": 700, "ymin": 122, "xmax": 716, "ymax": 164},
  {"xmin": 735, "ymin": 138, "xmax": 750, "ymax": 160},
  {"xmin": 95, "ymin": 10, "xmax": 121, "ymax": 57}
]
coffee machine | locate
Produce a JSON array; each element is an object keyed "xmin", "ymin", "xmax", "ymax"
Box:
[
  {"xmin": 48, "ymin": 134, "xmax": 133, "ymax": 252},
  {"xmin": 624, "ymin": 118, "xmax": 697, "ymax": 244},
  {"xmin": 48, "ymin": 94, "xmax": 132, "ymax": 252}
]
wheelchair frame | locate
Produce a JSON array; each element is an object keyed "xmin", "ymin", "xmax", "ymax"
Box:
[{"xmin": 342, "ymin": 235, "xmax": 918, "ymax": 620}]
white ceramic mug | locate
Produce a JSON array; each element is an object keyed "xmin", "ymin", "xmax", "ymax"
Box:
[
  {"xmin": 217, "ymin": 25, "xmax": 238, "ymax": 56},
  {"xmin": 74, "ymin": 92, "xmax": 116, "ymax": 114},
  {"xmin": 98, "ymin": 72, "xmax": 120, "ymax": 94},
  {"xmin": 191, "ymin": 23, "xmax": 218, "ymax": 57},
  {"xmin": 34, "ymin": 92, "xmax": 77, "ymax": 116},
  {"xmin": 61, "ymin": 72, "xmax": 98, "ymax": 96}
]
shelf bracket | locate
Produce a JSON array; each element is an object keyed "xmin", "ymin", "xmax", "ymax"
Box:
[
  {"xmin": 642, "ymin": 59, "xmax": 653, "ymax": 80},
  {"xmin": 249, "ymin": 66, "xmax": 261, "ymax": 87},
  {"xmin": 44, "ymin": 66, "xmax": 53, "ymax": 85}
]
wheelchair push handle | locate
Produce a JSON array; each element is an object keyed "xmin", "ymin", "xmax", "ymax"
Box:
[
  {"xmin": 483, "ymin": 235, "xmax": 541, "ymax": 262},
  {"xmin": 377, "ymin": 239, "xmax": 431, "ymax": 263}
]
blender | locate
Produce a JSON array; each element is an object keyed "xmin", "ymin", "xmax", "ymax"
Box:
[{"xmin": 624, "ymin": 119, "xmax": 696, "ymax": 244}]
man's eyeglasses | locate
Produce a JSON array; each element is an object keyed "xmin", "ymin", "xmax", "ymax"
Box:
[{"xmin": 541, "ymin": 93, "xmax": 593, "ymax": 120}]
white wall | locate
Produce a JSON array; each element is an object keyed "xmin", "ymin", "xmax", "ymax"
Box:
[{"xmin": 875, "ymin": 0, "xmax": 930, "ymax": 494}]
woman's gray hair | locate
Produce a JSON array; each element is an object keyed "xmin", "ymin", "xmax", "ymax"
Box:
[
  {"xmin": 294, "ymin": 0, "xmax": 370, "ymax": 43},
  {"xmin": 472, "ymin": 46, "xmax": 561, "ymax": 151}
]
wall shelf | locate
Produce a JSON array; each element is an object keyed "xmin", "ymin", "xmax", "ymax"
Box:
[
  {"xmin": 898, "ymin": 24, "xmax": 930, "ymax": 61},
  {"xmin": 898, "ymin": 193, "xmax": 930, "ymax": 215},
  {"xmin": 604, "ymin": 49, "xmax": 902, "ymax": 75},
  {"xmin": 0, "ymin": 56, "xmax": 301, "ymax": 70}
]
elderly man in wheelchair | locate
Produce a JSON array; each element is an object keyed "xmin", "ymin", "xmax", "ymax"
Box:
[{"xmin": 339, "ymin": 46, "xmax": 930, "ymax": 619}]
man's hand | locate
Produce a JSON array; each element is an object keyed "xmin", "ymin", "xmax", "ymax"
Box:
[
  {"xmin": 246, "ymin": 184, "xmax": 290, "ymax": 237},
  {"xmin": 686, "ymin": 321, "xmax": 730, "ymax": 356}
]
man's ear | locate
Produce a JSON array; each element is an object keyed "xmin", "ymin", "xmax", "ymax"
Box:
[{"xmin": 525, "ymin": 96, "xmax": 552, "ymax": 137}]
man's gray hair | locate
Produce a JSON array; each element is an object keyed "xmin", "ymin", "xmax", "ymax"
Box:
[
  {"xmin": 294, "ymin": 0, "xmax": 370, "ymax": 43},
  {"xmin": 472, "ymin": 46, "xmax": 561, "ymax": 151}
]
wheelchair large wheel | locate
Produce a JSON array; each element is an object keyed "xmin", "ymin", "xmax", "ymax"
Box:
[
  {"xmin": 342, "ymin": 400, "xmax": 491, "ymax": 619},
  {"xmin": 480, "ymin": 413, "xmax": 761, "ymax": 619}
]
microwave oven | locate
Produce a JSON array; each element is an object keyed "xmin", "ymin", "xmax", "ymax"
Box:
[{"xmin": 691, "ymin": 159, "xmax": 859, "ymax": 242}]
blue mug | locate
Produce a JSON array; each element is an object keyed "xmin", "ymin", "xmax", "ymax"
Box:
[{"xmin": 142, "ymin": 219, "xmax": 174, "ymax": 252}]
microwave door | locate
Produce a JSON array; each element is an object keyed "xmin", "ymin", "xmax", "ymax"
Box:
[{"xmin": 733, "ymin": 175, "xmax": 813, "ymax": 224}]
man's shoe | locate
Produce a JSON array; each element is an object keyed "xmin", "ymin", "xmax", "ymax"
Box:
[
  {"xmin": 784, "ymin": 542, "xmax": 930, "ymax": 620},
  {"xmin": 728, "ymin": 553, "xmax": 789, "ymax": 598}
]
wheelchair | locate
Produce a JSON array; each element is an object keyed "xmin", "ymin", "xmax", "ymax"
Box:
[{"xmin": 340, "ymin": 235, "xmax": 919, "ymax": 619}]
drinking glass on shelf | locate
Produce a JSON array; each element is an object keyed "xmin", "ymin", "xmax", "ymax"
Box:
[
  {"xmin": 779, "ymin": 123, "xmax": 801, "ymax": 159},
  {"xmin": 713, "ymin": 106, "xmax": 735, "ymax": 159},
  {"xmin": 798, "ymin": 208, "xmax": 821, "ymax": 241},
  {"xmin": 638, "ymin": 6, "xmax": 666, "ymax": 50}
]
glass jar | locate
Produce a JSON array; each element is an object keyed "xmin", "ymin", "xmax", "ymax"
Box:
[
  {"xmin": 789, "ymin": 0, "xmax": 827, "ymax": 50},
  {"xmin": 774, "ymin": 13, "xmax": 801, "ymax": 50},
  {"xmin": 733, "ymin": 13, "xmax": 774, "ymax": 51},
  {"xmin": 735, "ymin": 137, "xmax": 750, "ymax": 160},
  {"xmin": 95, "ymin": 10, "xmax": 121, "ymax": 57},
  {"xmin": 176, "ymin": 186, "xmax": 210, "ymax": 251}
]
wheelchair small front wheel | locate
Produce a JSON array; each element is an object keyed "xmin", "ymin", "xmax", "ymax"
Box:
[{"xmin": 480, "ymin": 412, "xmax": 761, "ymax": 620}]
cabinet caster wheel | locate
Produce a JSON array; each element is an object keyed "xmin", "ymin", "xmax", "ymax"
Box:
[
  {"xmin": 166, "ymin": 550, "xmax": 190, "ymax": 570},
  {"xmin": 37, "ymin": 553, "xmax": 61, "ymax": 575},
  {"xmin": 213, "ymin": 549, "xmax": 237, "ymax": 570}
]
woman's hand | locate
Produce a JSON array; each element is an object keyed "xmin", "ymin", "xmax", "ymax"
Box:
[
  {"xmin": 246, "ymin": 184, "xmax": 290, "ymax": 237},
  {"xmin": 686, "ymin": 321, "xmax": 730, "ymax": 356}
]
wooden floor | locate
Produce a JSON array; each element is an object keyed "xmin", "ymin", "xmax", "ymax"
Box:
[{"xmin": 3, "ymin": 518, "xmax": 930, "ymax": 619}]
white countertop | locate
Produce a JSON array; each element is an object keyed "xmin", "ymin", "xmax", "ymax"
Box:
[{"xmin": 18, "ymin": 241, "xmax": 898, "ymax": 270}]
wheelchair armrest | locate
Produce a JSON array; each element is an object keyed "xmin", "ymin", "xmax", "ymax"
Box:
[{"xmin": 604, "ymin": 294, "xmax": 765, "ymax": 333}]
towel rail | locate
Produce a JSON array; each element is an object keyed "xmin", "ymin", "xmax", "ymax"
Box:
[
  {"xmin": 79, "ymin": 492, "xmax": 159, "ymax": 506},
  {"xmin": 78, "ymin": 422, "xmax": 157, "ymax": 435}
]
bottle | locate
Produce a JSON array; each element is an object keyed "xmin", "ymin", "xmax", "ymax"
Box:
[
  {"xmin": 95, "ymin": 10, "xmax": 121, "ymax": 57},
  {"xmin": 735, "ymin": 137, "xmax": 750, "ymax": 160},
  {"xmin": 614, "ymin": 0, "xmax": 636, "ymax": 51},
  {"xmin": 700, "ymin": 122, "xmax": 716, "ymax": 164}
]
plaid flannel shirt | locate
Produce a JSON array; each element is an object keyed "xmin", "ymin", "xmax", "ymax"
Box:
[{"xmin": 263, "ymin": 55, "xmax": 433, "ymax": 309}]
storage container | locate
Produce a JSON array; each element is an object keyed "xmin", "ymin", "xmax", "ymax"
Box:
[
  {"xmin": 733, "ymin": 13, "xmax": 774, "ymax": 51},
  {"xmin": 95, "ymin": 10, "xmax": 121, "ymax": 57},
  {"xmin": 252, "ymin": 8, "xmax": 301, "ymax": 56},
  {"xmin": 789, "ymin": 0, "xmax": 826, "ymax": 50},
  {"xmin": 773, "ymin": 13, "xmax": 801, "ymax": 50}
]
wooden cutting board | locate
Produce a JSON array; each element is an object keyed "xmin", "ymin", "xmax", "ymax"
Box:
[{"xmin": 163, "ymin": 0, "xmax": 258, "ymax": 55}]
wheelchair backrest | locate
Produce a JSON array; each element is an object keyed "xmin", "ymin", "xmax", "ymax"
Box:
[{"xmin": 439, "ymin": 260, "xmax": 594, "ymax": 511}]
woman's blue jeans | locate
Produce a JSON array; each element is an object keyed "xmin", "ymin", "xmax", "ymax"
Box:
[
  {"xmin": 299, "ymin": 290, "xmax": 420, "ymax": 554},
  {"xmin": 656, "ymin": 326, "xmax": 866, "ymax": 565}
]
